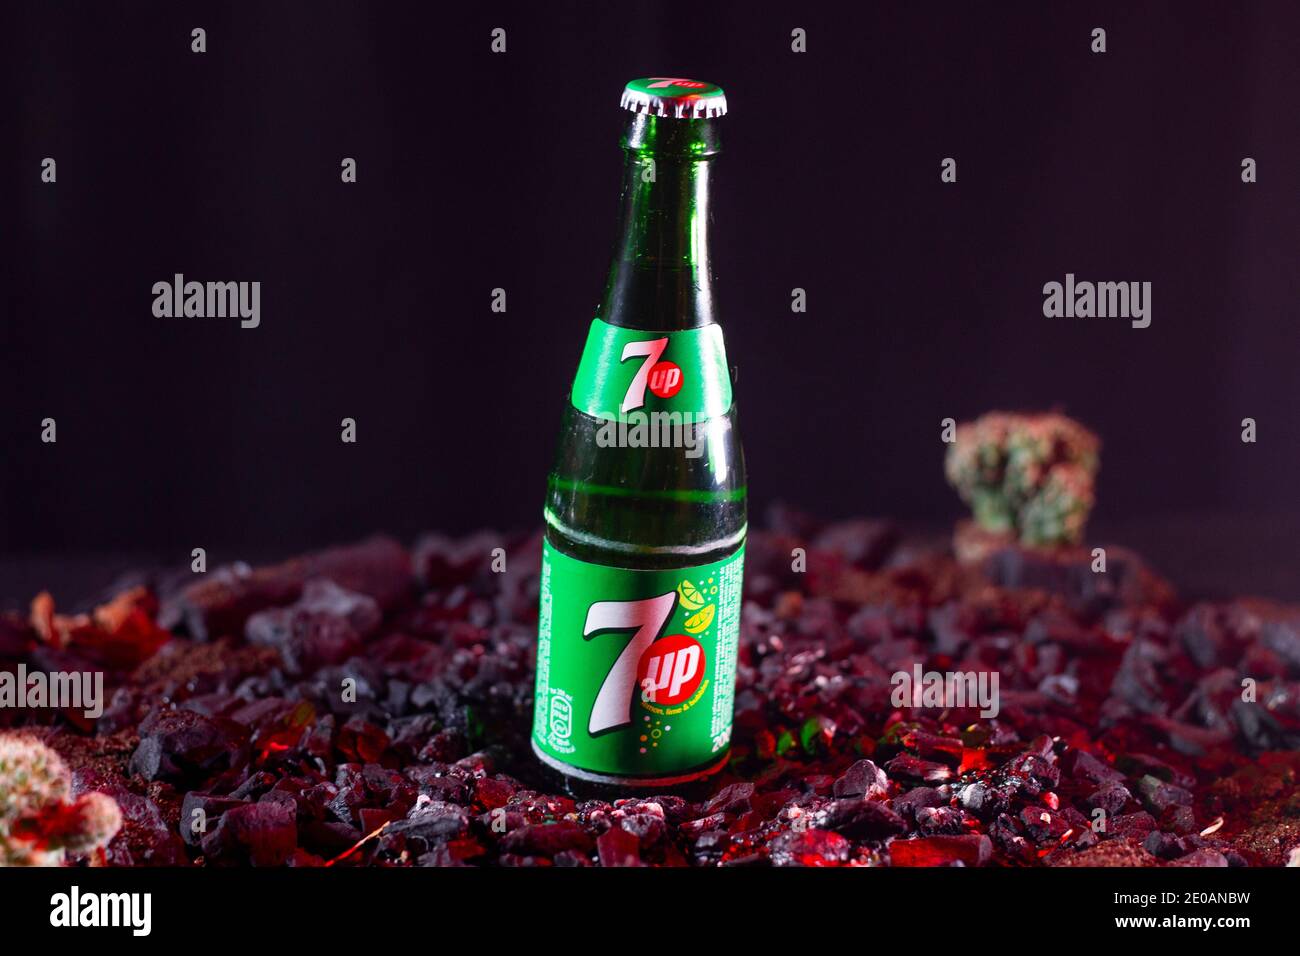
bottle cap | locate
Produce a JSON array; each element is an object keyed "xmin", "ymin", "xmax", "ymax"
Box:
[{"xmin": 620, "ymin": 77, "xmax": 727, "ymax": 119}]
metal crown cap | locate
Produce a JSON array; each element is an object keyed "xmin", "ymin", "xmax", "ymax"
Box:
[{"xmin": 620, "ymin": 77, "xmax": 727, "ymax": 119}]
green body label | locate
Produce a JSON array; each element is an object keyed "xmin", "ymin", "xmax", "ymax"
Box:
[
  {"xmin": 533, "ymin": 539, "xmax": 745, "ymax": 780},
  {"xmin": 569, "ymin": 319, "xmax": 733, "ymax": 421}
]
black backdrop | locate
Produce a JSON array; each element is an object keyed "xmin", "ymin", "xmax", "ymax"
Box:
[{"xmin": 4, "ymin": 2, "xmax": 1298, "ymax": 600}]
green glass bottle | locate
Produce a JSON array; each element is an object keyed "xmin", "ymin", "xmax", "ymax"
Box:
[{"xmin": 532, "ymin": 78, "xmax": 746, "ymax": 787}]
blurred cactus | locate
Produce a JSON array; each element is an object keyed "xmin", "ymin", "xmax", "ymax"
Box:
[
  {"xmin": 945, "ymin": 412, "xmax": 1100, "ymax": 547},
  {"xmin": 0, "ymin": 734, "xmax": 121, "ymax": 866}
]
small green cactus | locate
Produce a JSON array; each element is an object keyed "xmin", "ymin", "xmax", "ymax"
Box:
[
  {"xmin": 945, "ymin": 412, "xmax": 1100, "ymax": 547},
  {"xmin": 0, "ymin": 734, "xmax": 122, "ymax": 866},
  {"xmin": 0, "ymin": 733, "xmax": 70, "ymax": 820}
]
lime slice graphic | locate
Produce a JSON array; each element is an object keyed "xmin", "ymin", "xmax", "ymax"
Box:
[
  {"xmin": 677, "ymin": 579, "xmax": 706, "ymax": 612},
  {"xmin": 684, "ymin": 603, "xmax": 715, "ymax": 635}
]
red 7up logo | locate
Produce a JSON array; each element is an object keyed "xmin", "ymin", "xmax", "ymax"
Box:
[
  {"xmin": 619, "ymin": 337, "xmax": 668, "ymax": 412},
  {"xmin": 638, "ymin": 633, "xmax": 705, "ymax": 706},
  {"xmin": 583, "ymin": 592, "xmax": 676, "ymax": 734},
  {"xmin": 620, "ymin": 338, "xmax": 683, "ymax": 410}
]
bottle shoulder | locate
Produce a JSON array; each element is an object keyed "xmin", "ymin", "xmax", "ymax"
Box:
[{"xmin": 545, "ymin": 405, "xmax": 746, "ymax": 566}]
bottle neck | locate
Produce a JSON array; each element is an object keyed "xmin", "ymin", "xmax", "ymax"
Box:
[{"xmin": 598, "ymin": 115, "xmax": 720, "ymax": 331}]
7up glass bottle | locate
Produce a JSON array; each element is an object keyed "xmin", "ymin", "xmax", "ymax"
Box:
[{"xmin": 532, "ymin": 78, "xmax": 746, "ymax": 787}]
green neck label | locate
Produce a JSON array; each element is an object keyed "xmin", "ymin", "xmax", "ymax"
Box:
[{"xmin": 570, "ymin": 319, "xmax": 733, "ymax": 421}]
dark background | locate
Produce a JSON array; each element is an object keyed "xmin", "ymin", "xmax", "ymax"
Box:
[{"xmin": 4, "ymin": 1, "xmax": 1298, "ymax": 603}]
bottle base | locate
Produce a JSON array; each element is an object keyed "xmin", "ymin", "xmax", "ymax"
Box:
[{"xmin": 531, "ymin": 738, "xmax": 730, "ymax": 790}]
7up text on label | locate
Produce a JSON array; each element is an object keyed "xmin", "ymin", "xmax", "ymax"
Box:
[
  {"xmin": 533, "ymin": 540, "xmax": 745, "ymax": 782},
  {"xmin": 570, "ymin": 319, "xmax": 733, "ymax": 421}
]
